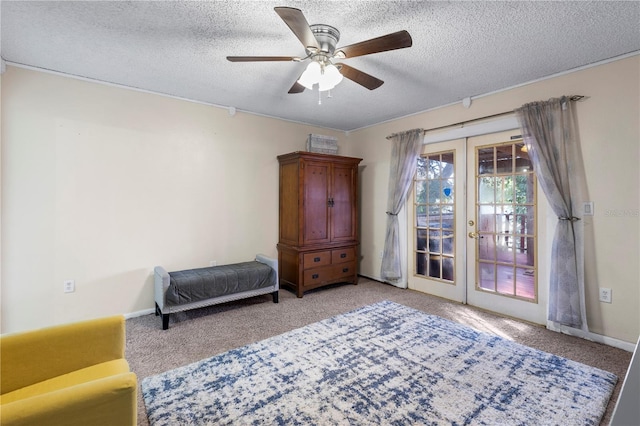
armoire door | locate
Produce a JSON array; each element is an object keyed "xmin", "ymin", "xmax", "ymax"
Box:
[
  {"xmin": 303, "ymin": 161, "xmax": 331, "ymax": 245},
  {"xmin": 331, "ymin": 163, "xmax": 357, "ymax": 242}
]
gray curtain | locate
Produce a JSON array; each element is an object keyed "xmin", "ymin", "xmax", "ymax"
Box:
[
  {"xmin": 515, "ymin": 96, "xmax": 588, "ymax": 330},
  {"xmin": 381, "ymin": 129, "xmax": 424, "ymax": 285}
]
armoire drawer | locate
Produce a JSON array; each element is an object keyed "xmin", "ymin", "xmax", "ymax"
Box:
[
  {"xmin": 302, "ymin": 251, "xmax": 331, "ymax": 269},
  {"xmin": 331, "ymin": 247, "xmax": 356, "ymax": 264},
  {"xmin": 303, "ymin": 266, "xmax": 333, "ymax": 286},
  {"xmin": 303, "ymin": 261, "xmax": 357, "ymax": 287},
  {"xmin": 332, "ymin": 262, "xmax": 357, "ymax": 279}
]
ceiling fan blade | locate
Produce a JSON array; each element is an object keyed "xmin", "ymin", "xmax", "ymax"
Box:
[
  {"xmin": 337, "ymin": 63, "xmax": 384, "ymax": 90},
  {"xmin": 336, "ymin": 30, "xmax": 412, "ymax": 59},
  {"xmin": 274, "ymin": 7, "xmax": 320, "ymax": 51},
  {"xmin": 227, "ymin": 56, "xmax": 300, "ymax": 62},
  {"xmin": 288, "ymin": 80, "xmax": 306, "ymax": 94}
]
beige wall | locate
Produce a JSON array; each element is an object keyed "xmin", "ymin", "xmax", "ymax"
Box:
[
  {"xmin": 0, "ymin": 66, "xmax": 343, "ymax": 333},
  {"xmin": 2, "ymin": 57, "xmax": 639, "ymax": 345},
  {"xmin": 344, "ymin": 55, "xmax": 640, "ymax": 344}
]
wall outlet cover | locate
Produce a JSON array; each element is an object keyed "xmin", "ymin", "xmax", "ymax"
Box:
[
  {"xmin": 599, "ymin": 287, "xmax": 612, "ymax": 303},
  {"xmin": 63, "ymin": 280, "xmax": 75, "ymax": 293}
]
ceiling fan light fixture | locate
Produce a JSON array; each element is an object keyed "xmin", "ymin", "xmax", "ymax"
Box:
[
  {"xmin": 318, "ymin": 63, "xmax": 343, "ymax": 92},
  {"xmin": 298, "ymin": 61, "xmax": 343, "ymax": 92},
  {"xmin": 298, "ymin": 61, "xmax": 322, "ymax": 90}
]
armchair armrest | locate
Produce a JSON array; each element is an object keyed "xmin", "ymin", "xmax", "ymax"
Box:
[{"xmin": 1, "ymin": 316, "xmax": 126, "ymax": 394}]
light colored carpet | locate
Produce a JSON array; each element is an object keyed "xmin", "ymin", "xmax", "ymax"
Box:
[
  {"xmin": 141, "ymin": 301, "xmax": 617, "ymax": 425},
  {"xmin": 126, "ymin": 278, "xmax": 632, "ymax": 425}
]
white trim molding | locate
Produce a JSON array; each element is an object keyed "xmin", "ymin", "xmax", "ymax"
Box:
[
  {"xmin": 125, "ymin": 308, "xmax": 155, "ymax": 320},
  {"xmin": 547, "ymin": 321, "xmax": 637, "ymax": 352}
]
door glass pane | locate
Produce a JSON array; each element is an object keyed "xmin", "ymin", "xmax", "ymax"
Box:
[
  {"xmin": 443, "ymin": 179, "xmax": 455, "ymax": 203},
  {"xmin": 414, "ymin": 151, "xmax": 455, "ymax": 283},
  {"xmin": 478, "ymin": 177, "xmax": 495, "ymax": 203},
  {"xmin": 442, "ymin": 205, "xmax": 454, "ymax": 228},
  {"xmin": 416, "ymin": 157, "xmax": 428, "ymax": 179},
  {"xmin": 515, "ymin": 175, "xmax": 535, "ymax": 203},
  {"xmin": 496, "ymin": 145, "xmax": 513, "ymax": 174},
  {"xmin": 416, "ymin": 229, "xmax": 427, "ymax": 251},
  {"xmin": 416, "ymin": 253, "xmax": 426, "ymax": 275},
  {"xmin": 515, "ymin": 206, "xmax": 535, "ymax": 234},
  {"xmin": 496, "ymin": 234, "xmax": 513, "ymax": 263},
  {"xmin": 515, "ymin": 143, "xmax": 532, "ymax": 172},
  {"xmin": 496, "ymin": 264, "xmax": 515, "ymax": 295},
  {"xmin": 500, "ymin": 205, "xmax": 516, "ymax": 234},
  {"xmin": 416, "ymin": 205, "xmax": 427, "ymax": 227},
  {"xmin": 478, "ymin": 148, "xmax": 494, "ymax": 175},
  {"xmin": 429, "ymin": 255, "xmax": 441, "ymax": 279},
  {"xmin": 474, "ymin": 142, "xmax": 537, "ymax": 301},
  {"xmin": 478, "ymin": 234, "xmax": 495, "ymax": 262},
  {"xmin": 429, "ymin": 155, "xmax": 441, "ymax": 178},
  {"xmin": 515, "ymin": 268, "xmax": 535, "ymax": 298},
  {"xmin": 415, "ymin": 181, "xmax": 427, "ymax": 203},
  {"xmin": 478, "ymin": 205, "xmax": 495, "ymax": 233},
  {"xmin": 443, "ymin": 257, "xmax": 454, "ymax": 281},
  {"xmin": 428, "ymin": 230, "xmax": 441, "ymax": 252},
  {"xmin": 515, "ymin": 237, "xmax": 535, "ymax": 267},
  {"xmin": 428, "ymin": 205, "xmax": 441, "ymax": 228},
  {"xmin": 428, "ymin": 180, "xmax": 440, "ymax": 203},
  {"xmin": 442, "ymin": 230, "xmax": 454, "ymax": 255},
  {"xmin": 441, "ymin": 152, "xmax": 454, "ymax": 170},
  {"xmin": 502, "ymin": 176, "xmax": 514, "ymax": 203},
  {"xmin": 478, "ymin": 262, "xmax": 495, "ymax": 291}
]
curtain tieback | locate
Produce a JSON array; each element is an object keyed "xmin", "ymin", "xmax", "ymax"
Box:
[
  {"xmin": 386, "ymin": 212, "xmax": 398, "ymax": 216},
  {"xmin": 558, "ymin": 216, "xmax": 580, "ymax": 222}
]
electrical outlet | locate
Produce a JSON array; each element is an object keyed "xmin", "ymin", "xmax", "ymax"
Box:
[
  {"xmin": 63, "ymin": 280, "xmax": 75, "ymax": 293},
  {"xmin": 209, "ymin": 260, "xmax": 217, "ymax": 267},
  {"xmin": 599, "ymin": 287, "xmax": 612, "ymax": 303}
]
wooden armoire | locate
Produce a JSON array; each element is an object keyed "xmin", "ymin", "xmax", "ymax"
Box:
[{"xmin": 277, "ymin": 152, "xmax": 362, "ymax": 298}]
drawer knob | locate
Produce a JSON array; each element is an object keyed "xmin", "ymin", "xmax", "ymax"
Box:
[
  {"xmin": 314, "ymin": 257, "xmax": 321, "ymax": 262},
  {"xmin": 343, "ymin": 268, "xmax": 349, "ymax": 273},
  {"xmin": 312, "ymin": 274, "xmax": 319, "ymax": 279},
  {"xmin": 340, "ymin": 253, "xmax": 347, "ymax": 258}
]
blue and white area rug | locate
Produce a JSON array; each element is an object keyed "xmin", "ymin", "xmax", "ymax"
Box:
[{"xmin": 142, "ymin": 301, "xmax": 617, "ymax": 425}]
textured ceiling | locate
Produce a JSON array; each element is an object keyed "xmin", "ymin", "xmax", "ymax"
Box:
[{"xmin": 1, "ymin": 1, "xmax": 639, "ymax": 131}]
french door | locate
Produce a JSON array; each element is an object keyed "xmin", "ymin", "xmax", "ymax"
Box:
[{"xmin": 408, "ymin": 129, "xmax": 547, "ymax": 324}]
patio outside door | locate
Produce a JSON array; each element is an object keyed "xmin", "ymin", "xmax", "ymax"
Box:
[{"xmin": 408, "ymin": 129, "xmax": 547, "ymax": 325}]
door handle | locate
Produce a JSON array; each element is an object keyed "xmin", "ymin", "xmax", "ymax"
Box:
[{"xmin": 468, "ymin": 231, "xmax": 480, "ymax": 239}]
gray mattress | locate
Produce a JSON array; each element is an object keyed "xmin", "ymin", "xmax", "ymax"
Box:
[{"xmin": 166, "ymin": 261, "xmax": 276, "ymax": 306}]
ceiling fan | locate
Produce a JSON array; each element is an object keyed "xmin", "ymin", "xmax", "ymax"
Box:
[{"xmin": 227, "ymin": 7, "xmax": 412, "ymax": 94}]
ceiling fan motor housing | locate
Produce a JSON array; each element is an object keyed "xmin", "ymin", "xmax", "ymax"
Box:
[{"xmin": 308, "ymin": 24, "xmax": 340, "ymax": 57}]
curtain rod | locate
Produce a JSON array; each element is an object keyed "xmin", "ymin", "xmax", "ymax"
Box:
[{"xmin": 386, "ymin": 95, "xmax": 585, "ymax": 139}]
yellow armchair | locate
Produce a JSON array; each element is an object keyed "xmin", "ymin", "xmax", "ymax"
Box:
[{"xmin": 1, "ymin": 315, "xmax": 137, "ymax": 426}]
